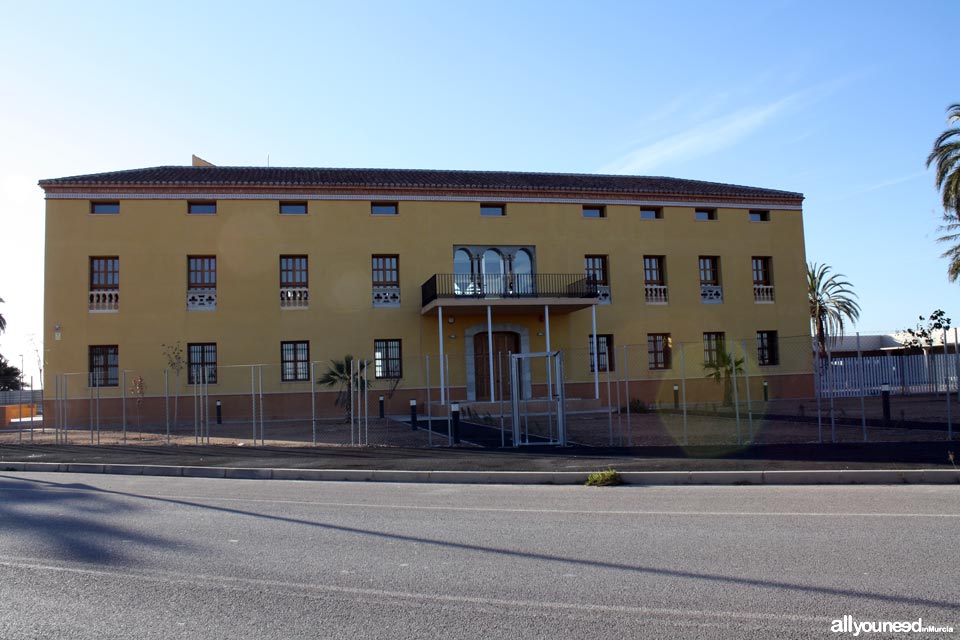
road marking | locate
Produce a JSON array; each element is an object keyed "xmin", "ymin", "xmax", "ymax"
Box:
[
  {"xmin": 0, "ymin": 555, "xmax": 829, "ymax": 626},
  {"xmin": 0, "ymin": 483, "xmax": 957, "ymax": 518}
]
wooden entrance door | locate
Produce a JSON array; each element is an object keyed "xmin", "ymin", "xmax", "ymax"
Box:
[{"xmin": 474, "ymin": 332, "xmax": 520, "ymax": 401}]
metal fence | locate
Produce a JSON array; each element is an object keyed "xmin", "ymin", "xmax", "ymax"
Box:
[{"xmin": 3, "ymin": 332, "xmax": 957, "ymax": 448}]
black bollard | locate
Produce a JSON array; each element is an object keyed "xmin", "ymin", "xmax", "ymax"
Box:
[
  {"xmin": 451, "ymin": 403, "xmax": 460, "ymax": 444},
  {"xmin": 216, "ymin": 400, "xmax": 222, "ymax": 425},
  {"xmin": 673, "ymin": 385, "xmax": 679, "ymax": 410},
  {"xmin": 762, "ymin": 381, "xmax": 769, "ymax": 402},
  {"xmin": 410, "ymin": 399, "xmax": 418, "ymax": 431},
  {"xmin": 881, "ymin": 383, "xmax": 891, "ymax": 427},
  {"xmin": 379, "ymin": 396, "xmax": 385, "ymax": 419}
]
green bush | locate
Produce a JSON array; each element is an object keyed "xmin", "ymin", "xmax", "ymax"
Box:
[{"xmin": 585, "ymin": 469, "xmax": 623, "ymax": 486}]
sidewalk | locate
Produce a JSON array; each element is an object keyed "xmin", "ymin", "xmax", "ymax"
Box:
[{"xmin": 1, "ymin": 441, "xmax": 958, "ymax": 485}]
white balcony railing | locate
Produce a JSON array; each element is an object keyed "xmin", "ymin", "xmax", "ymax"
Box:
[
  {"xmin": 373, "ymin": 285, "xmax": 401, "ymax": 307},
  {"xmin": 187, "ymin": 287, "xmax": 217, "ymax": 311},
  {"xmin": 644, "ymin": 284, "xmax": 668, "ymax": 304},
  {"xmin": 700, "ymin": 284, "xmax": 723, "ymax": 304},
  {"xmin": 280, "ymin": 286, "xmax": 309, "ymax": 308},
  {"xmin": 754, "ymin": 284, "xmax": 775, "ymax": 303},
  {"xmin": 597, "ymin": 285, "xmax": 611, "ymax": 305},
  {"xmin": 89, "ymin": 289, "xmax": 119, "ymax": 312}
]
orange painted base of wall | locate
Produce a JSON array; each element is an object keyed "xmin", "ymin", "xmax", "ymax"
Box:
[{"xmin": 2, "ymin": 404, "xmax": 37, "ymax": 426}]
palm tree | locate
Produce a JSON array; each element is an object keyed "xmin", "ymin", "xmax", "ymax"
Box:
[
  {"xmin": 936, "ymin": 211, "xmax": 960, "ymax": 282},
  {"xmin": 927, "ymin": 103, "xmax": 960, "ymax": 215},
  {"xmin": 808, "ymin": 262, "xmax": 861, "ymax": 356},
  {"xmin": 317, "ymin": 355, "xmax": 369, "ymax": 421},
  {"xmin": 0, "ymin": 297, "xmax": 6, "ymax": 334},
  {"xmin": 703, "ymin": 348, "xmax": 744, "ymax": 406}
]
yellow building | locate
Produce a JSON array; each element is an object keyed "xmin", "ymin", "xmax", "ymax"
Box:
[{"xmin": 40, "ymin": 159, "xmax": 810, "ymax": 421}]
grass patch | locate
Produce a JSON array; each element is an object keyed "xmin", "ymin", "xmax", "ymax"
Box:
[{"xmin": 585, "ymin": 468, "xmax": 623, "ymax": 486}]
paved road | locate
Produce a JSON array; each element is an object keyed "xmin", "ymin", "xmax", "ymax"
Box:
[{"xmin": 0, "ymin": 474, "xmax": 957, "ymax": 639}]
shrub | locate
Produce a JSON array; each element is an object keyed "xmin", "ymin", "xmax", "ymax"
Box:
[{"xmin": 585, "ymin": 469, "xmax": 623, "ymax": 486}]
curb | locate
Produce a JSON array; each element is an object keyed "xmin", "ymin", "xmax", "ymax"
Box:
[{"xmin": 0, "ymin": 461, "xmax": 958, "ymax": 485}]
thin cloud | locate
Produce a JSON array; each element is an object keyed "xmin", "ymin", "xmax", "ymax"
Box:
[
  {"xmin": 838, "ymin": 171, "xmax": 928, "ymax": 198},
  {"xmin": 598, "ymin": 93, "xmax": 803, "ymax": 175}
]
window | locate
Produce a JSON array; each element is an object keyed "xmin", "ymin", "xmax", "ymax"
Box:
[
  {"xmin": 757, "ymin": 331, "xmax": 780, "ymax": 366},
  {"xmin": 88, "ymin": 345, "xmax": 118, "ymax": 387},
  {"xmin": 640, "ymin": 207, "xmax": 662, "ymax": 220},
  {"xmin": 749, "ymin": 210, "xmax": 770, "ymax": 222},
  {"xmin": 644, "ymin": 256, "xmax": 665, "ymax": 285},
  {"xmin": 752, "ymin": 257, "xmax": 772, "ymax": 286},
  {"xmin": 187, "ymin": 343, "xmax": 218, "ymax": 384},
  {"xmin": 589, "ymin": 334, "xmax": 615, "ymax": 372},
  {"xmin": 699, "ymin": 256, "xmax": 720, "ymax": 285},
  {"xmin": 703, "ymin": 332, "xmax": 725, "ymax": 366},
  {"xmin": 90, "ymin": 202, "xmax": 120, "ymax": 214},
  {"xmin": 371, "ymin": 202, "xmax": 398, "ymax": 215},
  {"xmin": 372, "ymin": 255, "xmax": 399, "ymax": 286},
  {"xmin": 647, "ymin": 334, "xmax": 672, "ymax": 370},
  {"xmin": 280, "ymin": 201, "xmax": 307, "ymax": 215},
  {"xmin": 90, "ymin": 257, "xmax": 119, "ymax": 289},
  {"xmin": 480, "ymin": 204, "xmax": 505, "ymax": 217},
  {"xmin": 374, "ymin": 339, "xmax": 402, "ymax": 379},
  {"xmin": 280, "ymin": 255, "xmax": 308, "ymax": 287},
  {"xmin": 188, "ymin": 201, "xmax": 217, "ymax": 215},
  {"xmin": 281, "ymin": 341, "xmax": 310, "ymax": 382},
  {"xmin": 582, "ymin": 205, "xmax": 605, "ymax": 218},
  {"xmin": 188, "ymin": 256, "xmax": 217, "ymax": 288},
  {"xmin": 695, "ymin": 209, "xmax": 716, "ymax": 221},
  {"xmin": 584, "ymin": 255, "xmax": 609, "ymax": 286}
]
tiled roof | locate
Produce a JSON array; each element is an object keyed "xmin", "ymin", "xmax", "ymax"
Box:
[{"xmin": 40, "ymin": 166, "xmax": 803, "ymax": 201}]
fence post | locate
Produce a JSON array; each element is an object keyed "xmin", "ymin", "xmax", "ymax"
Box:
[
  {"xmin": 623, "ymin": 344, "xmax": 631, "ymax": 447},
  {"xmin": 311, "ymin": 362, "xmax": 317, "ymax": 447},
  {"xmin": 741, "ymin": 340, "xmax": 753, "ymax": 443},
  {"xmin": 857, "ymin": 332, "xmax": 867, "ymax": 442},
  {"xmin": 165, "ymin": 368, "xmax": 170, "ymax": 446},
  {"xmin": 826, "ymin": 338, "xmax": 836, "ymax": 443},
  {"xmin": 426, "ymin": 355, "xmax": 433, "ymax": 447},
  {"xmin": 680, "ymin": 343, "xmax": 688, "ymax": 446},
  {"xmin": 121, "ymin": 370, "xmax": 127, "ymax": 445},
  {"xmin": 250, "ymin": 365, "xmax": 257, "ymax": 445},
  {"xmin": 258, "ymin": 365, "xmax": 264, "ymax": 445},
  {"xmin": 945, "ymin": 328, "xmax": 953, "ymax": 441},
  {"xmin": 364, "ymin": 359, "xmax": 369, "ymax": 446},
  {"xmin": 730, "ymin": 344, "xmax": 741, "ymax": 445}
]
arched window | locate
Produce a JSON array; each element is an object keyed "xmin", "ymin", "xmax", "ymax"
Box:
[
  {"xmin": 453, "ymin": 249, "xmax": 474, "ymax": 295},
  {"xmin": 483, "ymin": 249, "xmax": 504, "ymax": 296},
  {"xmin": 513, "ymin": 249, "xmax": 532, "ymax": 295}
]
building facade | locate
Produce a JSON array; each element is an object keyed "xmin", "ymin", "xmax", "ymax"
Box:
[{"xmin": 40, "ymin": 161, "xmax": 811, "ymax": 419}]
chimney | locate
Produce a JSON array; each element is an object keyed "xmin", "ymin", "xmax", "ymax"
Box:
[{"xmin": 192, "ymin": 155, "xmax": 215, "ymax": 167}]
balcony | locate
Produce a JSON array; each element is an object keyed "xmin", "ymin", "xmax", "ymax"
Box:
[
  {"xmin": 187, "ymin": 287, "xmax": 217, "ymax": 311},
  {"xmin": 754, "ymin": 284, "xmax": 775, "ymax": 303},
  {"xmin": 373, "ymin": 285, "xmax": 401, "ymax": 307},
  {"xmin": 280, "ymin": 286, "xmax": 309, "ymax": 309},
  {"xmin": 700, "ymin": 284, "xmax": 723, "ymax": 304},
  {"xmin": 421, "ymin": 273, "xmax": 599, "ymax": 314},
  {"xmin": 89, "ymin": 289, "xmax": 119, "ymax": 312},
  {"xmin": 644, "ymin": 284, "xmax": 668, "ymax": 304}
]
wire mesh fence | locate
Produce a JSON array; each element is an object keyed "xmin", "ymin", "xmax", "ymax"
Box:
[{"xmin": 4, "ymin": 332, "xmax": 958, "ymax": 448}]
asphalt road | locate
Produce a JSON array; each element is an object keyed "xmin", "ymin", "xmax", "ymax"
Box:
[{"xmin": 0, "ymin": 474, "xmax": 957, "ymax": 639}]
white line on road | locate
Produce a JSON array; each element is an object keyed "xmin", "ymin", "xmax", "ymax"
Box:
[{"xmin": 0, "ymin": 556, "xmax": 830, "ymax": 626}]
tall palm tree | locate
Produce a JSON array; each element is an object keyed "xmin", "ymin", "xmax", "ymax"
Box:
[
  {"xmin": 0, "ymin": 297, "xmax": 6, "ymax": 334},
  {"xmin": 936, "ymin": 211, "xmax": 960, "ymax": 282},
  {"xmin": 927, "ymin": 103, "xmax": 960, "ymax": 215},
  {"xmin": 808, "ymin": 262, "xmax": 861, "ymax": 356}
]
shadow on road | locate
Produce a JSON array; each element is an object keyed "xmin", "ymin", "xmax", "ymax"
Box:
[
  {"xmin": 1, "ymin": 473, "xmax": 955, "ymax": 612},
  {"xmin": 0, "ymin": 476, "xmax": 197, "ymax": 564}
]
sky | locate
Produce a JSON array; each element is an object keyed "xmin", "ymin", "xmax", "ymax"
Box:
[{"xmin": 0, "ymin": 0, "xmax": 957, "ymax": 383}]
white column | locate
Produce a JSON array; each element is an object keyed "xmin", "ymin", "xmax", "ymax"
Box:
[
  {"xmin": 591, "ymin": 304, "xmax": 599, "ymax": 399},
  {"xmin": 438, "ymin": 306, "xmax": 445, "ymax": 406},
  {"xmin": 544, "ymin": 305, "xmax": 551, "ymax": 351},
  {"xmin": 487, "ymin": 305, "xmax": 495, "ymax": 402}
]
